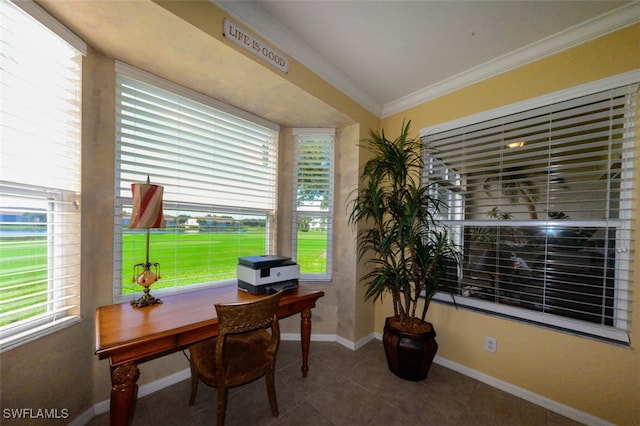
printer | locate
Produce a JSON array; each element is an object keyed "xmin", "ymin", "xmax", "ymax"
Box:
[{"xmin": 237, "ymin": 255, "xmax": 299, "ymax": 294}]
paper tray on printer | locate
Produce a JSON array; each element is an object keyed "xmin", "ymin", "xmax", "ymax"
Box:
[{"xmin": 238, "ymin": 255, "xmax": 294, "ymax": 269}]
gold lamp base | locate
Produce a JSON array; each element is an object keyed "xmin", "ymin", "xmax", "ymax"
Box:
[
  {"xmin": 131, "ymin": 287, "xmax": 162, "ymax": 308},
  {"xmin": 131, "ymin": 265, "xmax": 162, "ymax": 308}
]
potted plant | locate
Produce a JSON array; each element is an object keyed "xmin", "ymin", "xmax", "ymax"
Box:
[{"xmin": 348, "ymin": 120, "xmax": 459, "ymax": 381}]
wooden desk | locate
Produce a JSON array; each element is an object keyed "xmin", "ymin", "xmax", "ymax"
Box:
[{"xmin": 95, "ymin": 285, "xmax": 324, "ymax": 426}]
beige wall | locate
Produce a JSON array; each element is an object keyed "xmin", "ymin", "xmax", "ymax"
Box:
[
  {"xmin": 380, "ymin": 24, "xmax": 640, "ymax": 426},
  {"xmin": 0, "ymin": 1, "xmax": 378, "ymax": 423}
]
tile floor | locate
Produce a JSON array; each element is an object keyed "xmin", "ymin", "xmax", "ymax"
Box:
[{"xmin": 87, "ymin": 340, "xmax": 583, "ymax": 425}]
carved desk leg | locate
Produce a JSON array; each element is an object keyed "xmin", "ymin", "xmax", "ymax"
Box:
[
  {"xmin": 110, "ymin": 362, "xmax": 140, "ymax": 426},
  {"xmin": 300, "ymin": 308, "xmax": 312, "ymax": 377}
]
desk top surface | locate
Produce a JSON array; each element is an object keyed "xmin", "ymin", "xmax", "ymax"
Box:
[{"xmin": 95, "ymin": 285, "xmax": 324, "ymax": 357}]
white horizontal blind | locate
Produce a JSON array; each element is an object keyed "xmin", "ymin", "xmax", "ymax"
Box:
[
  {"xmin": 0, "ymin": 0, "xmax": 83, "ymax": 352},
  {"xmin": 117, "ymin": 73, "xmax": 277, "ymax": 211},
  {"xmin": 424, "ymin": 82, "xmax": 636, "ymax": 343},
  {"xmin": 115, "ymin": 66, "xmax": 278, "ymax": 299},
  {"xmin": 292, "ymin": 129, "xmax": 334, "ymax": 280}
]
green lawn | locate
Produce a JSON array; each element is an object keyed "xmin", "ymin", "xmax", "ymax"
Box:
[
  {"xmin": 0, "ymin": 236, "xmax": 48, "ymax": 326},
  {"xmin": 1, "ymin": 230, "xmax": 328, "ymax": 325}
]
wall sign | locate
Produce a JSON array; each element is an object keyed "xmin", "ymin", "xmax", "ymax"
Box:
[{"xmin": 223, "ymin": 18, "xmax": 289, "ymax": 74}]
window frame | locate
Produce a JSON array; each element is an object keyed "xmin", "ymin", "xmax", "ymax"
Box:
[
  {"xmin": 422, "ymin": 72, "xmax": 639, "ymax": 344},
  {"xmin": 0, "ymin": 0, "xmax": 85, "ymax": 353},
  {"xmin": 292, "ymin": 128, "xmax": 335, "ymax": 281},
  {"xmin": 113, "ymin": 62, "xmax": 279, "ymax": 304}
]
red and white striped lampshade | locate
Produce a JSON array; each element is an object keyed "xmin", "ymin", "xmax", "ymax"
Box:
[{"xmin": 129, "ymin": 182, "xmax": 165, "ymax": 229}]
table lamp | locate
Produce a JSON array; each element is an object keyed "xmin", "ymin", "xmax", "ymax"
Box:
[{"xmin": 129, "ymin": 176, "xmax": 165, "ymax": 307}]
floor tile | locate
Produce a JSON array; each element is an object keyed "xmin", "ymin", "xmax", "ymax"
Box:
[{"xmin": 87, "ymin": 340, "xmax": 585, "ymax": 426}]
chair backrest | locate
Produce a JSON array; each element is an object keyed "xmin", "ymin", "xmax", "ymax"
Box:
[
  {"xmin": 213, "ymin": 291, "xmax": 282, "ymax": 388},
  {"xmin": 214, "ymin": 290, "xmax": 282, "ymax": 337}
]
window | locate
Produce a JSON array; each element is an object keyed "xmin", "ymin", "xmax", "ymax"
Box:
[
  {"xmin": 0, "ymin": 0, "xmax": 85, "ymax": 352},
  {"xmin": 114, "ymin": 63, "xmax": 279, "ymax": 302},
  {"xmin": 292, "ymin": 129, "xmax": 335, "ymax": 280},
  {"xmin": 423, "ymin": 75, "xmax": 637, "ymax": 343}
]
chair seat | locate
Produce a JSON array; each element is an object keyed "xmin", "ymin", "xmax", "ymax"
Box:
[{"xmin": 189, "ymin": 329, "xmax": 272, "ymax": 387}]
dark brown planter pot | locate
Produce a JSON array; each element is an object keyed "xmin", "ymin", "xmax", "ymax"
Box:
[{"xmin": 382, "ymin": 316, "xmax": 438, "ymax": 381}]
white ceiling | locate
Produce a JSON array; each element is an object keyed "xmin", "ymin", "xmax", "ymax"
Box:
[{"xmin": 215, "ymin": 0, "xmax": 639, "ymax": 117}]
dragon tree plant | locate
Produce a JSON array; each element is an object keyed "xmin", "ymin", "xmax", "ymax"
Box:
[{"xmin": 348, "ymin": 120, "xmax": 459, "ymax": 328}]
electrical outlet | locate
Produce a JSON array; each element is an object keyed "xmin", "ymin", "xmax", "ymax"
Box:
[{"xmin": 484, "ymin": 336, "xmax": 497, "ymax": 353}]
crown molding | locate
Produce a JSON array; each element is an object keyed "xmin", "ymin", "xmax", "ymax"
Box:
[
  {"xmin": 213, "ymin": 1, "xmax": 639, "ymax": 121},
  {"xmin": 383, "ymin": 2, "xmax": 640, "ymax": 118}
]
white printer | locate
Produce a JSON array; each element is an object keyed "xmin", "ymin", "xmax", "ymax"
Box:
[{"xmin": 237, "ymin": 255, "xmax": 299, "ymax": 294}]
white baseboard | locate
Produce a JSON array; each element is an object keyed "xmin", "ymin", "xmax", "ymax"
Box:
[
  {"xmin": 281, "ymin": 331, "xmax": 375, "ymax": 350},
  {"xmin": 281, "ymin": 332, "xmax": 335, "ymax": 342},
  {"xmin": 433, "ymin": 356, "xmax": 614, "ymax": 426},
  {"xmin": 75, "ymin": 333, "xmax": 612, "ymax": 426},
  {"xmin": 352, "ymin": 333, "xmax": 376, "ymax": 350}
]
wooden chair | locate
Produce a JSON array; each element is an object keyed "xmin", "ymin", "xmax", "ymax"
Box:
[{"xmin": 188, "ymin": 291, "xmax": 282, "ymax": 426}]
